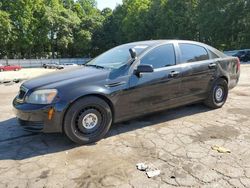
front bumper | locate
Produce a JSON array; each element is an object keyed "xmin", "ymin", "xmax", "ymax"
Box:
[{"xmin": 13, "ymin": 97, "xmax": 66, "ymax": 133}]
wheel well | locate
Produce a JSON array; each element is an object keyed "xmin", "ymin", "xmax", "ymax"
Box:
[
  {"xmin": 220, "ymin": 76, "xmax": 228, "ymax": 84},
  {"xmin": 84, "ymin": 94, "xmax": 115, "ymax": 117},
  {"xmin": 62, "ymin": 94, "xmax": 115, "ymax": 133}
]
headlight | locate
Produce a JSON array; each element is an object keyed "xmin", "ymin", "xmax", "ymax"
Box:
[{"xmin": 26, "ymin": 89, "xmax": 58, "ymax": 104}]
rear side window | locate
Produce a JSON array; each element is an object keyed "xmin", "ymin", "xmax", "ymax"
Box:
[
  {"xmin": 141, "ymin": 44, "xmax": 176, "ymax": 69},
  {"xmin": 209, "ymin": 50, "xmax": 219, "ymax": 59},
  {"xmin": 179, "ymin": 43, "xmax": 209, "ymax": 63}
]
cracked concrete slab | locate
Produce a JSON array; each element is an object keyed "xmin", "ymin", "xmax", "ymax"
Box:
[{"xmin": 0, "ymin": 65, "xmax": 250, "ymax": 187}]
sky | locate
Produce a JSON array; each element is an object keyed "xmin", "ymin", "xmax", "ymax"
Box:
[{"xmin": 96, "ymin": 0, "xmax": 123, "ymax": 10}]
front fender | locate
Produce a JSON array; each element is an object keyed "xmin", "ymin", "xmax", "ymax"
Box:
[
  {"xmin": 57, "ymin": 85, "xmax": 114, "ymax": 131},
  {"xmin": 66, "ymin": 85, "xmax": 111, "ymax": 103}
]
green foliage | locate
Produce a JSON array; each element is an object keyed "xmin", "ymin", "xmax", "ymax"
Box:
[
  {"xmin": 0, "ymin": 0, "xmax": 249, "ymax": 58},
  {"xmin": 43, "ymin": 0, "xmax": 81, "ymax": 58},
  {"xmin": 93, "ymin": 0, "xmax": 249, "ymax": 53},
  {"xmin": 0, "ymin": 10, "xmax": 12, "ymax": 57},
  {"xmin": 196, "ymin": 0, "xmax": 247, "ymax": 50}
]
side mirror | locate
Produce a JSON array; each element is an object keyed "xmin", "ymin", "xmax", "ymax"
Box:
[
  {"xmin": 129, "ymin": 48, "xmax": 137, "ymax": 59},
  {"xmin": 135, "ymin": 64, "xmax": 153, "ymax": 76}
]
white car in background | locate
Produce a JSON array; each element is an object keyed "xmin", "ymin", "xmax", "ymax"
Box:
[
  {"xmin": 43, "ymin": 63, "xmax": 78, "ymax": 69},
  {"xmin": 56, "ymin": 63, "xmax": 78, "ymax": 69}
]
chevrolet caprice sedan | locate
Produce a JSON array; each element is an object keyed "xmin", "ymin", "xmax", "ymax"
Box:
[{"xmin": 13, "ymin": 40, "xmax": 240, "ymax": 144}]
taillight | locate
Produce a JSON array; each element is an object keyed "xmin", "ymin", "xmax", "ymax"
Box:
[{"xmin": 236, "ymin": 57, "xmax": 240, "ymax": 73}]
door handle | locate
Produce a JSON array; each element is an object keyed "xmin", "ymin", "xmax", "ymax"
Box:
[
  {"xmin": 169, "ymin": 71, "xmax": 180, "ymax": 78},
  {"xmin": 208, "ymin": 63, "xmax": 217, "ymax": 69}
]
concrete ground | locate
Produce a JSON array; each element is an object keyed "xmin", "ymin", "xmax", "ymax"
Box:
[
  {"xmin": 0, "ymin": 65, "xmax": 250, "ymax": 188},
  {"xmin": 0, "ymin": 68, "xmax": 56, "ymax": 83}
]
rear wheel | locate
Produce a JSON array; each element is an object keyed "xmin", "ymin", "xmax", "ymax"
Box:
[
  {"xmin": 204, "ymin": 78, "xmax": 228, "ymax": 109},
  {"xmin": 0, "ymin": 69, "xmax": 3, "ymax": 72},
  {"xmin": 64, "ymin": 96, "xmax": 112, "ymax": 144}
]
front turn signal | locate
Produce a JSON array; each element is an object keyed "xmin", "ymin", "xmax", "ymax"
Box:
[{"xmin": 48, "ymin": 108, "xmax": 55, "ymax": 120}]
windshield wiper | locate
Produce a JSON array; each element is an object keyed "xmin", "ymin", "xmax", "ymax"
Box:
[{"xmin": 85, "ymin": 64, "xmax": 105, "ymax": 69}]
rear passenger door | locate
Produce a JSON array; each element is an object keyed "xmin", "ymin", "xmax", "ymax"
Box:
[{"xmin": 177, "ymin": 43, "xmax": 217, "ymax": 100}]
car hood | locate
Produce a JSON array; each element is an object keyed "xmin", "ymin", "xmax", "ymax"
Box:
[{"xmin": 23, "ymin": 67, "xmax": 110, "ymax": 89}]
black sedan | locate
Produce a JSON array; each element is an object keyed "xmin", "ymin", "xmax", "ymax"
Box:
[
  {"xmin": 233, "ymin": 50, "xmax": 250, "ymax": 62},
  {"xmin": 13, "ymin": 40, "xmax": 240, "ymax": 144}
]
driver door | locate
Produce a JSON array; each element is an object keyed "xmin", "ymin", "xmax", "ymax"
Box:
[{"xmin": 118, "ymin": 44, "xmax": 182, "ymax": 119}]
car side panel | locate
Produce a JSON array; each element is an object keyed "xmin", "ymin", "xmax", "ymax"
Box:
[
  {"xmin": 113, "ymin": 66, "xmax": 182, "ymax": 122},
  {"xmin": 216, "ymin": 57, "xmax": 240, "ymax": 89},
  {"xmin": 180, "ymin": 60, "xmax": 217, "ymax": 100}
]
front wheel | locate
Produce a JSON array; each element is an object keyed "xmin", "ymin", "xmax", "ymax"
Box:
[
  {"xmin": 64, "ymin": 96, "xmax": 112, "ymax": 144},
  {"xmin": 204, "ymin": 78, "xmax": 228, "ymax": 109}
]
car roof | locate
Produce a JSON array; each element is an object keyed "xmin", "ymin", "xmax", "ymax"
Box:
[
  {"xmin": 124, "ymin": 39, "xmax": 215, "ymax": 47},
  {"xmin": 123, "ymin": 39, "xmax": 227, "ymax": 58},
  {"xmin": 124, "ymin": 40, "xmax": 169, "ymax": 47},
  {"xmin": 124, "ymin": 39, "xmax": 223, "ymax": 52}
]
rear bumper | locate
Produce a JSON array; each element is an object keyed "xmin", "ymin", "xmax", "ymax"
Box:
[
  {"xmin": 229, "ymin": 71, "xmax": 240, "ymax": 90},
  {"xmin": 13, "ymin": 97, "xmax": 66, "ymax": 133}
]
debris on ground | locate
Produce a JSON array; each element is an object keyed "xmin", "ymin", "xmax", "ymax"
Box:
[
  {"xmin": 146, "ymin": 169, "xmax": 161, "ymax": 178},
  {"xmin": 136, "ymin": 162, "xmax": 161, "ymax": 178},
  {"xmin": 211, "ymin": 145, "xmax": 231, "ymax": 153},
  {"xmin": 136, "ymin": 163, "xmax": 148, "ymax": 171},
  {"xmin": 0, "ymin": 79, "xmax": 24, "ymax": 86}
]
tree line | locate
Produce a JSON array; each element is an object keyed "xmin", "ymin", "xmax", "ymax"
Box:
[{"xmin": 0, "ymin": 0, "xmax": 249, "ymax": 59}]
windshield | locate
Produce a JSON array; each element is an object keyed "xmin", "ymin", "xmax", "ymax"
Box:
[{"xmin": 86, "ymin": 44, "xmax": 149, "ymax": 69}]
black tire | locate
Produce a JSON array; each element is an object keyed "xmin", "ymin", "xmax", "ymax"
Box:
[
  {"xmin": 64, "ymin": 96, "xmax": 112, "ymax": 144},
  {"xmin": 204, "ymin": 78, "xmax": 228, "ymax": 109},
  {"xmin": 0, "ymin": 69, "xmax": 3, "ymax": 72}
]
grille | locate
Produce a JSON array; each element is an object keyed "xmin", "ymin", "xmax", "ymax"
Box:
[{"xmin": 18, "ymin": 119, "xmax": 43, "ymax": 132}]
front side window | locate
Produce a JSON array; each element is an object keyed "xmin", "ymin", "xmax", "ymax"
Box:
[
  {"xmin": 140, "ymin": 44, "xmax": 176, "ymax": 69},
  {"xmin": 179, "ymin": 43, "xmax": 209, "ymax": 63}
]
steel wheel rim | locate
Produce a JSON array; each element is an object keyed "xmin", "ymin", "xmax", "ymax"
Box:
[
  {"xmin": 74, "ymin": 107, "xmax": 103, "ymax": 135},
  {"xmin": 82, "ymin": 113, "xmax": 98, "ymax": 129},
  {"xmin": 215, "ymin": 86, "xmax": 224, "ymax": 102}
]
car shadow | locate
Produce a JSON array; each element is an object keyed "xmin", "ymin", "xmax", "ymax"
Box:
[
  {"xmin": 107, "ymin": 103, "xmax": 211, "ymax": 137},
  {"xmin": 0, "ymin": 103, "xmax": 211, "ymax": 160}
]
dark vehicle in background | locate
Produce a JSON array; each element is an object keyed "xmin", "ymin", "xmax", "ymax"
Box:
[
  {"xmin": 233, "ymin": 50, "xmax": 250, "ymax": 62},
  {"xmin": 43, "ymin": 63, "xmax": 52, "ymax": 69},
  {"xmin": 0, "ymin": 64, "xmax": 22, "ymax": 72},
  {"xmin": 13, "ymin": 40, "xmax": 240, "ymax": 144},
  {"xmin": 43, "ymin": 62, "xmax": 59, "ymax": 69}
]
